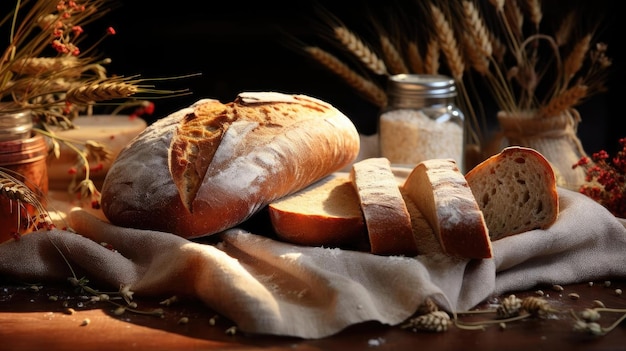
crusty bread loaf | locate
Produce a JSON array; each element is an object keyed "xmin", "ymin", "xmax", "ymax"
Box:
[
  {"xmin": 465, "ymin": 146, "xmax": 559, "ymax": 240},
  {"xmin": 402, "ymin": 159, "xmax": 493, "ymax": 259},
  {"xmin": 268, "ymin": 174, "xmax": 367, "ymax": 247},
  {"xmin": 350, "ymin": 158, "xmax": 418, "ymax": 256},
  {"xmin": 100, "ymin": 92, "xmax": 360, "ymax": 238}
]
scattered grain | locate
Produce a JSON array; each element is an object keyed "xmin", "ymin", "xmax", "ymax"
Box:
[
  {"xmin": 552, "ymin": 284, "xmax": 564, "ymax": 292},
  {"xmin": 568, "ymin": 293, "xmax": 580, "ymax": 300}
]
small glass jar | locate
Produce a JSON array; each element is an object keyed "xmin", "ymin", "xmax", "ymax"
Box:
[
  {"xmin": 0, "ymin": 108, "xmax": 49, "ymax": 243},
  {"xmin": 378, "ymin": 74, "xmax": 466, "ymax": 171}
]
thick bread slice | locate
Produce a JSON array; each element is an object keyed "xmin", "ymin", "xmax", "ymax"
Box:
[
  {"xmin": 402, "ymin": 159, "xmax": 493, "ymax": 259},
  {"xmin": 350, "ymin": 158, "xmax": 418, "ymax": 256},
  {"xmin": 268, "ymin": 174, "xmax": 367, "ymax": 247},
  {"xmin": 465, "ymin": 146, "xmax": 559, "ymax": 240},
  {"xmin": 100, "ymin": 92, "xmax": 360, "ymax": 238}
]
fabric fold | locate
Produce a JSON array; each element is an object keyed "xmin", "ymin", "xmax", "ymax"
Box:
[{"xmin": 0, "ymin": 187, "xmax": 624, "ymax": 339}]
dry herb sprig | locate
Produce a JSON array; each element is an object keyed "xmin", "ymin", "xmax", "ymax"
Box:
[
  {"xmin": 573, "ymin": 137, "xmax": 626, "ymax": 218},
  {"xmin": 0, "ymin": 0, "xmax": 192, "ymax": 212}
]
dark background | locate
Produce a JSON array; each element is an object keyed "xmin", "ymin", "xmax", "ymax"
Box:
[{"xmin": 17, "ymin": 0, "xmax": 626, "ymax": 153}]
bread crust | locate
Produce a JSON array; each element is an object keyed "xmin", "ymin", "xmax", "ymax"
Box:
[
  {"xmin": 402, "ymin": 159, "xmax": 493, "ymax": 259},
  {"xmin": 100, "ymin": 92, "xmax": 360, "ymax": 238},
  {"xmin": 350, "ymin": 158, "xmax": 418, "ymax": 256}
]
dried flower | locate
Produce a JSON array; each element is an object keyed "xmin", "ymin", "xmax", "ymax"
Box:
[
  {"xmin": 497, "ymin": 294, "xmax": 522, "ymax": 318},
  {"xmin": 401, "ymin": 310, "xmax": 450, "ymax": 333},
  {"xmin": 573, "ymin": 137, "xmax": 626, "ymax": 218}
]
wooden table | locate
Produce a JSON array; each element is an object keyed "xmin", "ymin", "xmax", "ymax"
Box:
[{"xmin": 2, "ymin": 278, "xmax": 625, "ymax": 351}]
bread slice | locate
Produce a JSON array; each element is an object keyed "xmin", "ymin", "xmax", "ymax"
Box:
[
  {"xmin": 402, "ymin": 159, "xmax": 493, "ymax": 259},
  {"xmin": 350, "ymin": 158, "xmax": 418, "ymax": 256},
  {"xmin": 465, "ymin": 146, "xmax": 559, "ymax": 240},
  {"xmin": 268, "ymin": 174, "xmax": 367, "ymax": 247}
]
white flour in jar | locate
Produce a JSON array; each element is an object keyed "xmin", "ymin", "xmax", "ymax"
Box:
[{"xmin": 379, "ymin": 109, "xmax": 463, "ymax": 166}]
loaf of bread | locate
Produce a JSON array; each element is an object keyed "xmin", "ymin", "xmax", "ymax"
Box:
[
  {"xmin": 402, "ymin": 159, "xmax": 493, "ymax": 259},
  {"xmin": 350, "ymin": 158, "xmax": 418, "ymax": 256},
  {"xmin": 268, "ymin": 174, "xmax": 368, "ymax": 247},
  {"xmin": 465, "ymin": 146, "xmax": 559, "ymax": 240},
  {"xmin": 100, "ymin": 92, "xmax": 360, "ymax": 238}
]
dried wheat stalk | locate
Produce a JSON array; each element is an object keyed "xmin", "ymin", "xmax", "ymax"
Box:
[
  {"xmin": 462, "ymin": 1, "xmax": 493, "ymax": 58},
  {"xmin": 430, "ymin": 4, "xmax": 465, "ymax": 80},
  {"xmin": 539, "ymin": 84, "xmax": 588, "ymax": 118},
  {"xmin": 305, "ymin": 46, "xmax": 387, "ymax": 107},
  {"xmin": 65, "ymin": 81, "xmax": 138, "ymax": 105},
  {"xmin": 406, "ymin": 41, "xmax": 424, "ymax": 74},
  {"xmin": 554, "ymin": 11, "xmax": 576, "ymax": 47},
  {"xmin": 462, "ymin": 33, "xmax": 490, "ymax": 75},
  {"xmin": 524, "ymin": 0, "xmax": 543, "ymax": 30},
  {"xmin": 379, "ymin": 35, "xmax": 409, "ymax": 75},
  {"xmin": 333, "ymin": 26, "xmax": 388, "ymax": 75},
  {"xmin": 424, "ymin": 38, "xmax": 440, "ymax": 75},
  {"xmin": 0, "ymin": 169, "xmax": 52, "ymax": 236},
  {"xmin": 489, "ymin": 0, "xmax": 505, "ymax": 12},
  {"xmin": 10, "ymin": 57, "xmax": 80, "ymax": 76},
  {"xmin": 563, "ymin": 34, "xmax": 592, "ymax": 83},
  {"xmin": 502, "ymin": 0, "xmax": 524, "ymax": 44}
]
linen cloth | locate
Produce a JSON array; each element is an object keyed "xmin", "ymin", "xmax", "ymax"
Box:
[{"xmin": 1, "ymin": 186, "xmax": 625, "ymax": 339}]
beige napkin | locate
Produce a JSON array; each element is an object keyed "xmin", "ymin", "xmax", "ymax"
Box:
[{"xmin": 1, "ymin": 188, "xmax": 625, "ymax": 339}]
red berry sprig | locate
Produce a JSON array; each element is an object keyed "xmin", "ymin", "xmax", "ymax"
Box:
[{"xmin": 573, "ymin": 138, "xmax": 626, "ymax": 218}]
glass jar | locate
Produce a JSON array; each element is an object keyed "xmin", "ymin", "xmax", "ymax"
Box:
[
  {"xmin": 0, "ymin": 108, "xmax": 49, "ymax": 243},
  {"xmin": 378, "ymin": 74, "xmax": 466, "ymax": 171}
]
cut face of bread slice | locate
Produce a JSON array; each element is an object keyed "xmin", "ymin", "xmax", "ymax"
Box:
[
  {"xmin": 402, "ymin": 159, "xmax": 493, "ymax": 259},
  {"xmin": 350, "ymin": 157, "xmax": 418, "ymax": 256},
  {"xmin": 400, "ymin": 189, "xmax": 441, "ymax": 256},
  {"xmin": 465, "ymin": 146, "xmax": 559, "ymax": 240},
  {"xmin": 268, "ymin": 175, "xmax": 367, "ymax": 247}
]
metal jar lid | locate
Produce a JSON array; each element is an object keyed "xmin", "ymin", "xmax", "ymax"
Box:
[
  {"xmin": 0, "ymin": 109, "xmax": 33, "ymax": 142},
  {"xmin": 387, "ymin": 74, "xmax": 457, "ymax": 100}
]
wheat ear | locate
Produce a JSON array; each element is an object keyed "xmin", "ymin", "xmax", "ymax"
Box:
[
  {"xmin": 333, "ymin": 26, "xmax": 388, "ymax": 75},
  {"xmin": 462, "ymin": 1, "xmax": 493, "ymax": 58},
  {"xmin": 538, "ymin": 84, "xmax": 588, "ymax": 118},
  {"xmin": 502, "ymin": 0, "xmax": 524, "ymax": 42},
  {"xmin": 305, "ymin": 46, "xmax": 387, "ymax": 107},
  {"xmin": 65, "ymin": 81, "xmax": 138, "ymax": 105},
  {"xmin": 554, "ymin": 10, "xmax": 576, "ymax": 46},
  {"xmin": 379, "ymin": 35, "xmax": 409, "ymax": 75},
  {"xmin": 406, "ymin": 41, "xmax": 424, "ymax": 73},
  {"xmin": 563, "ymin": 34, "xmax": 592, "ymax": 83},
  {"xmin": 0, "ymin": 169, "xmax": 51, "ymax": 235},
  {"xmin": 488, "ymin": 0, "xmax": 504, "ymax": 12},
  {"xmin": 424, "ymin": 38, "xmax": 440, "ymax": 75},
  {"xmin": 524, "ymin": 0, "xmax": 543, "ymax": 30},
  {"xmin": 462, "ymin": 33, "xmax": 490, "ymax": 75},
  {"xmin": 10, "ymin": 57, "xmax": 80, "ymax": 76},
  {"xmin": 430, "ymin": 4, "xmax": 465, "ymax": 80}
]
